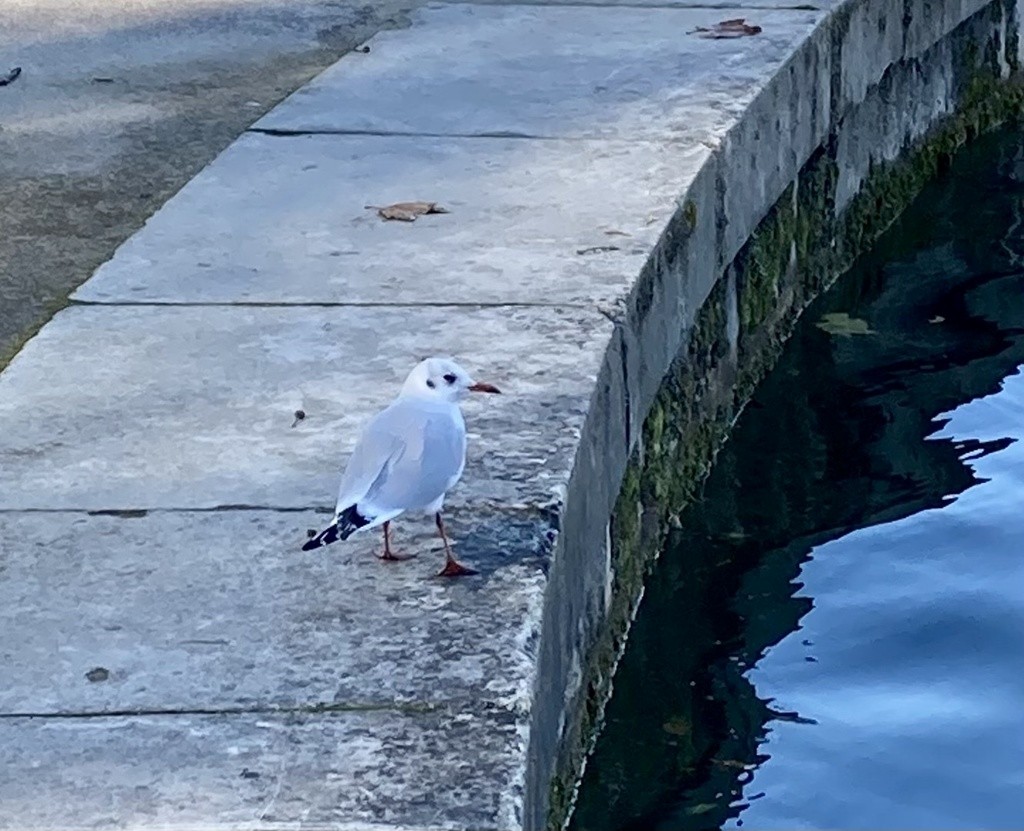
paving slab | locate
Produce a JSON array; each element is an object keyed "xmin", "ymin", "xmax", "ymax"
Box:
[
  {"xmin": 0, "ymin": 305, "xmax": 611, "ymax": 512},
  {"xmin": 253, "ymin": 4, "xmax": 825, "ymax": 139},
  {"xmin": 0, "ymin": 509, "xmax": 549, "ymax": 715},
  {"xmin": 0, "ymin": 708, "xmax": 523, "ymax": 831},
  {"xmin": 73, "ymin": 133, "xmax": 707, "ymax": 306}
]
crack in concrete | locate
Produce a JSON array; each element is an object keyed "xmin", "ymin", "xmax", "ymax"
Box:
[
  {"xmin": 0, "ymin": 503, "xmax": 560, "ymax": 518},
  {"xmin": 0, "ymin": 506, "xmax": 332, "ymax": 516},
  {"xmin": 70, "ymin": 299, "xmax": 603, "ymax": 310},
  {"xmin": 246, "ymin": 126, "xmax": 707, "ymax": 144},
  {"xmin": 250, "ymin": 126, "xmax": 553, "ymax": 140},
  {"xmin": 0, "ymin": 701, "xmax": 441, "ymax": 720}
]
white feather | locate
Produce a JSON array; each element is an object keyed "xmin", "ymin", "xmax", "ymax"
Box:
[{"xmin": 334, "ymin": 396, "xmax": 467, "ymax": 531}]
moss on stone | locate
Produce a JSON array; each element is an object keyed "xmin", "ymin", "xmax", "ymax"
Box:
[
  {"xmin": 839, "ymin": 72, "xmax": 1024, "ymax": 270},
  {"xmin": 545, "ymin": 277, "xmax": 737, "ymax": 828},
  {"xmin": 738, "ymin": 183, "xmax": 796, "ymax": 332}
]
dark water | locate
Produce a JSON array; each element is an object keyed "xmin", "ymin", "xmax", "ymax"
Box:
[{"xmin": 571, "ymin": 127, "xmax": 1024, "ymax": 830}]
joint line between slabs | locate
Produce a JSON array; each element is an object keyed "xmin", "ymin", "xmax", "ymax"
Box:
[
  {"xmin": 69, "ymin": 299, "xmax": 598, "ymax": 310},
  {"xmin": 0, "ymin": 506, "xmax": 333, "ymax": 516},
  {"xmin": 246, "ymin": 127, "xmax": 679, "ymax": 143},
  {"xmin": 0, "ymin": 702, "xmax": 442, "ymax": 720}
]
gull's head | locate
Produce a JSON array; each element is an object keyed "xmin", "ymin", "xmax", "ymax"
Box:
[{"xmin": 401, "ymin": 356, "xmax": 501, "ymax": 403}]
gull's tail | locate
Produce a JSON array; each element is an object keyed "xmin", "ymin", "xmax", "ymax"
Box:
[{"xmin": 302, "ymin": 504, "xmax": 369, "ymax": 551}]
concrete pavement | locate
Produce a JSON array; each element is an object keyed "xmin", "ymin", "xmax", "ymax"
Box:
[{"xmin": 0, "ymin": 0, "xmax": 417, "ymax": 367}]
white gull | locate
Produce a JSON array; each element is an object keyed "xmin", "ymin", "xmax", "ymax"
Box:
[{"xmin": 303, "ymin": 356, "xmax": 501, "ymax": 576}]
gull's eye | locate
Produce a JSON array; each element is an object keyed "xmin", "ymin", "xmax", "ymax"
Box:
[{"xmin": 443, "ymin": 373, "xmax": 457, "ymax": 385}]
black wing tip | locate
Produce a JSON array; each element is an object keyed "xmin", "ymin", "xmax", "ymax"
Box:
[
  {"xmin": 302, "ymin": 523, "xmax": 340, "ymax": 551},
  {"xmin": 302, "ymin": 507, "xmax": 371, "ymax": 551},
  {"xmin": 337, "ymin": 505, "xmax": 371, "ymax": 539}
]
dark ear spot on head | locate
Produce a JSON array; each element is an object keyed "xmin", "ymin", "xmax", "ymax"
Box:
[
  {"xmin": 443, "ymin": 373, "xmax": 457, "ymax": 385},
  {"xmin": 426, "ymin": 379, "xmax": 436, "ymax": 389}
]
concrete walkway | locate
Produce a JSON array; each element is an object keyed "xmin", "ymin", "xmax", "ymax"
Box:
[
  {"xmin": 0, "ymin": 0, "xmax": 961, "ymax": 828},
  {"xmin": 0, "ymin": 0, "xmax": 416, "ymax": 367}
]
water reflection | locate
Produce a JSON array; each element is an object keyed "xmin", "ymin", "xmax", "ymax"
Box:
[{"xmin": 571, "ymin": 127, "xmax": 1024, "ymax": 830}]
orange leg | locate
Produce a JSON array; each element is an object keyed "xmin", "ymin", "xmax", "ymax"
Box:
[
  {"xmin": 434, "ymin": 513, "xmax": 478, "ymax": 577},
  {"xmin": 377, "ymin": 521, "xmax": 414, "ymax": 562}
]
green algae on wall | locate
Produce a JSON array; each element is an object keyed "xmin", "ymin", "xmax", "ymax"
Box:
[{"xmin": 547, "ymin": 279, "xmax": 736, "ymax": 830}]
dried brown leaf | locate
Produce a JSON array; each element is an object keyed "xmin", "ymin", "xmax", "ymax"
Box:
[
  {"xmin": 368, "ymin": 201, "xmax": 450, "ymax": 222},
  {"xmin": 689, "ymin": 18, "xmax": 762, "ymax": 39}
]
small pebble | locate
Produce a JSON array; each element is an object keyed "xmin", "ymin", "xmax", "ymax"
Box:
[{"xmin": 85, "ymin": 667, "xmax": 109, "ymax": 683}]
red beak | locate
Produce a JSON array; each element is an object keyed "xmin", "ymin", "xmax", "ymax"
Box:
[{"xmin": 468, "ymin": 381, "xmax": 501, "ymax": 394}]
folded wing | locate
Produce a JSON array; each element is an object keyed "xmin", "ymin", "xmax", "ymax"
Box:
[{"xmin": 337, "ymin": 399, "xmax": 466, "ymax": 519}]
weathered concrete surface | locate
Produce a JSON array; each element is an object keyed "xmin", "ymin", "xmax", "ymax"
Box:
[
  {"xmin": 0, "ymin": 509, "xmax": 549, "ymax": 715},
  {"xmin": 2, "ymin": 709, "xmax": 524, "ymax": 831},
  {"xmin": 0, "ymin": 0, "xmax": 416, "ymax": 367},
  {"xmin": 253, "ymin": 5, "xmax": 825, "ymax": 140},
  {"xmin": 1, "ymin": 0, "xmax": 1021, "ymax": 830},
  {"xmin": 0, "ymin": 305, "xmax": 609, "ymax": 511},
  {"xmin": 74, "ymin": 134, "xmax": 704, "ymax": 306}
]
